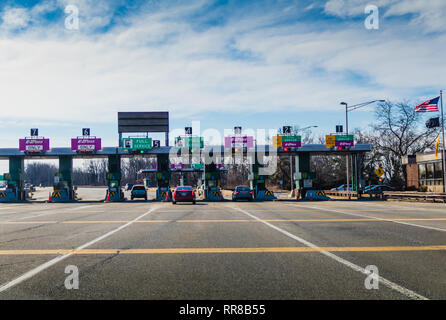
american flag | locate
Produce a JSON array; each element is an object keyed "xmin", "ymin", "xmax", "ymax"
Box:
[{"xmin": 414, "ymin": 96, "xmax": 440, "ymax": 113}]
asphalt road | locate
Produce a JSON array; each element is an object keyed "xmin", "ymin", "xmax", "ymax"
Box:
[{"xmin": 0, "ymin": 199, "xmax": 446, "ymax": 299}]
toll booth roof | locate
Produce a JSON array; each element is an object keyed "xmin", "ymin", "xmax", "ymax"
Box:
[{"xmin": 0, "ymin": 144, "xmax": 372, "ymax": 159}]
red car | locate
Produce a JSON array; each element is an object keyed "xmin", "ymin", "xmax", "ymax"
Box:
[{"xmin": 172, "ymin": 186, "xmax": 196, "ymax": 204}]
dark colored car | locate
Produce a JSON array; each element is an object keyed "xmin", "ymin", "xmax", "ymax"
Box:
[
  {"xmin": 232, "ymin": 186, "xmax": 253, "ymax": 201},
  {"xmin": 173, "ymin": 186, "xmax": 196, "ymax": 204},
  {"xmin": 365, "ymin": 185, "xmax": 395, "ymax": 193},
  {"xmin": 131, "ymin": 185, "xmax": 147, "ymax": 200}
]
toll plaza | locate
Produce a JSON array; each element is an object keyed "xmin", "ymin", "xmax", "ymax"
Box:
[{"xmin": 0, "ymin": 113, "xmax": 371, "ymax": 203}]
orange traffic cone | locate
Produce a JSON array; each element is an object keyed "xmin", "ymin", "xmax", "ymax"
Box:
[
  {"xmin": 165, "ymin": 191, "xmax": 169, "ymax": 201},
  {"xmin": 48, "ymin": 192, "xmax": 52, "ymax": 203},
  {"xmin": 220, "ymin": 191, "xmax": 224, "ymax": 201},
  {"xmin": 106, "ymin": 192, "xmax": 110, "ymax": 202},
  {"xmin": 309, "ymin": 193, "xmax": 313, "ymax": 201}
]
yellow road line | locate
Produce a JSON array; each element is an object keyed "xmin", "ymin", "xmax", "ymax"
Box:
[
  {"xmin": 2, "ymin": 218, "xmax": 446, "ymax": 224},
  {"xmin": 2, "ymin": 245, "xmax": 446, "ymax": 255}
]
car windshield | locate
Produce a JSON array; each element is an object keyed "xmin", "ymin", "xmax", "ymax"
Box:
[
  {"xmin": 177, "ymin": 186, "xmax": 193, "ymax": 191},
  {"xmin": 236, "ymin": 186, "xmax": 250, "ymax": 191},
  {"xmin": 132, "ymin": 186, "xmax": 145, "ymax": 190}
]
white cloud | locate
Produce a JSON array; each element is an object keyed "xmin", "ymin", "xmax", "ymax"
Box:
[{"xmin": 1, "ymin": 7, "xmax": 31, "ymax": 30}]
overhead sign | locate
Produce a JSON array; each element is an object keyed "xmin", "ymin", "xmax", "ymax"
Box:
[
  {"xmin": 375, "ymin": 167, "xmax": 384, "ymax": 177},
  {"xmin": 30, "ymin": 128, "xmax": 39, "ymax": 136},
  {"xmin": 171, "ymin": 163, "xmax": 184, "ymax": 169},
  {"xmin": 175, "ymin": 137, "xmax": 204, "ymax": 149},
  {"xmin": 335, "ymin": 134, "xmax": 354, "ymax": 147},
  {"xmin": 325, "ymin": 135, "xmax": 336, "ymax": 148},
  {"xmin": 118, "ymin": 112, "xmax": 169, "ymax": 133},
  {"xmin": 19, "ymin": 138, "xmax": 50, "ymax": 152},
  {"xmin": 122, "ymin": 137, "xmax": 152, "ymax": 150},
  {"xmin": 224, "ymin": 136, "xmax": 254, "ymax": 148},
  {"xmin": 283, "ymin": 126, "xmax": 292, "ymax": 134},
  {"xmin": 336, "ymin": 125, "xmax": 343, "ymax": 133},
  {"xmin": 185, "ymin": 127, "xmax": 192, "ymax": 135},
  {"xmin": 152, "ymin": 140, "xmax": 161, "ymax": 148},
  {"xmin": 82, "ymin": 128, "xmax": 90, "ymax": 136},
  {"xmin": 273, "ymin": 135, "xmax": 301, "ymax": 148},
  {"xmin": 71, "ymin": 137, "xmax": 101, "ymax": 152}
]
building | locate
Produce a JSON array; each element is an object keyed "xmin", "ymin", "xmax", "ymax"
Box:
[{"xmin": 402, "ymin": 151, "xmax": 444, "ymax": 192}]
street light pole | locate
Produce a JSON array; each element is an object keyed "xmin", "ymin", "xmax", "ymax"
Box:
[{"xmin": 340, "ymin": 99, "xmax": 385, "ymax": 197}]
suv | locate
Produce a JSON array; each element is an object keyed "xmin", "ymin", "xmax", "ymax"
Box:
[{"xmin": 131, "ymin": 185, "xmax": 147, "ymax": 200}]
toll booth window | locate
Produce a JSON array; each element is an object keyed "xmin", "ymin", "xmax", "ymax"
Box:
[
  {"xmin": 426, "ymin": 163, "xmax": 434, "ymax": 179},
  {"xmin": 418, "ymin": 164, "xmax": 426, "ymax": 180},
  {"xmin": 434, "ymin": 162, "xmax": 443, "ymax": 179}
]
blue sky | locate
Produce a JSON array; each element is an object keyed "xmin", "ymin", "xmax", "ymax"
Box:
[{"xmin": 0, "ymin": 0, "xmax": 445, "ymax": 154}]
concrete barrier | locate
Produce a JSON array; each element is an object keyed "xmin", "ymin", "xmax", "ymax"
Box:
[{"xmin": 305, "ymin": 190, "xmax": 331, "ymax": 201}]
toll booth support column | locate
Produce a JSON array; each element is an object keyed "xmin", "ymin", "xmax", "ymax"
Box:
[
  {"xmin": 355, "ymin": 153, "xmax": 364, "ymax": 192},
  {"xmin": 204, "ymin": 163, "xmax": 221, "ymax": 201},
  {"xmin": 106, "ymin": 155, "xmax": 122, "ymax": 201},
  {"xmin": 59, "ymin": 156, "xmax": 73, "ymax": 200},
  {"xmin": 248, "ymin": 152, "xmax": 274, "ymax": 200},
  {"xmin": 9, "ymin": 156, "xmax": 24, "ymax": 201},
  {"xmin": 156, "ymin": 154, "xmax": 171, "ymax": 201},
  {"xmin": 294, "ymin": 153, "xmax": 311, "ymax": 199}
]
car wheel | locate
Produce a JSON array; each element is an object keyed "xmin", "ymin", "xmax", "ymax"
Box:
[
  {"xmin": 193, "ymin": 201, "xmax": 196, "ymax": 205},
  {"xmin": 172, "ymin": 201, "xmax": 176, "ymax": 204},
  {"xmin": 131, "ymin": 197, "xmax": 134, "ymax": 200}
]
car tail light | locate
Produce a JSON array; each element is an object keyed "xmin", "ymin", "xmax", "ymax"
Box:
[
  {"xmin": 249, "ymin": 191, "xmax": 253, "ymax": 194},
  {"xmin": 236, "ymin": 191, "xmax": 240, "ymax": 194},
  {"xmin": 191, "ymin": 191, "xmax": 195, "ymax": 197}
]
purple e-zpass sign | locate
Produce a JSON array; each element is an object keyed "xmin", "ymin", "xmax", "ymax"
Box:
[
  {"xmin": 335, "ymin": 140, "xmax": 354, "ymax": 147},
  {"xmin": 224, "ymin": 136, "xmax": 254, "ymax": 148},
  {"xmin": 19, "ymin": 138, "xmax": 50, "ymax": 152},
  {"xmin": 71, "ymin": 138, "xmax": 102, "ymax": 151}
]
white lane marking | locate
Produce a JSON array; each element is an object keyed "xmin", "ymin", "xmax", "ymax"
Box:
[
  {"xmin": 331, "ymin": 202, "xmax": 446, "ymax": 213},
  {"xmin": 1, "ymin": 204, "xmax": 107, "ymax": 222},
  {"xmin": 290, "ymin": 204, "xmax": 446, "ymax": 233},
  {"xmin": 69, "ymin": 204, "xmax": 106, "ymax": 211},
  {"xmin": 0, "ymin": 205, "xmax": 160, "ymax": 293},
  {"xmin": 229, "ymin": 205, "xmax": 428, "ymax": 300}
]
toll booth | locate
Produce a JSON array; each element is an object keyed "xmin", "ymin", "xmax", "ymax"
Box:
[
  {"xmin": 248, "ymin": 153, "xmax": 276, "ymax": 201},
  {"xmin": 51, "ymin": 156, "xmax": 74, "ymax": 202},
  {"xmin": 203, "ymin": 163, "xmax": 224, "ymax": 201},
  {"xmin": 156, "ymin": 154, "xmax": 171, "ymax": 201},
  {"xmin": 106, "ymin": 155, "xmax": 124, "ymax": 201},
  {"xmin": 0, "ymin": 157, "xmax": 25, "ymax": 202},
  {"xmin": 0, "ymin": 157, "xmax": 26, "ymax": 202}
]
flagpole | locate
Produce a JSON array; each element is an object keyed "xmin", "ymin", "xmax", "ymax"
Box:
[{"xmin": 441, "ymin": 90, "xmax": 446, "ymax": 193}]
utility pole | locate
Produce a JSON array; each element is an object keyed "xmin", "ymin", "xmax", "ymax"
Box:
[{"xmin": 441, "ymin": 90, "xmax": 446, "ymax": 192}]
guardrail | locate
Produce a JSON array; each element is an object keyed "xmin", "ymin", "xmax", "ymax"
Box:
[
  {"xmin": 324, "ymin": 190, "xmax": 385, "ymax": 200},
  {"xmin": 384, "ymin": 191, "xmax": 446, "ymax": 203}
]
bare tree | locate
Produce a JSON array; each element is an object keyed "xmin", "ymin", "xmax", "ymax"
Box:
[{"xmin": 370, "ymin": 101, "xmax": 440, "ymax": 187}]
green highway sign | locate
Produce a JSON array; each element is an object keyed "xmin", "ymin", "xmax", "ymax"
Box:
[
  {"xmin": 122, "ymin": 138, "xmax": 152, "ymax": 150},
  {"xmin": 191, "ymin": 163, "xmax": 203, "ymax": 169},
  {"xmin": 175, "ymin": 137, "xmax": 204, "ymax": 149},
  {"xmin": 335, "ymin": 135, "xmax": 354, "ymax": 141}
]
